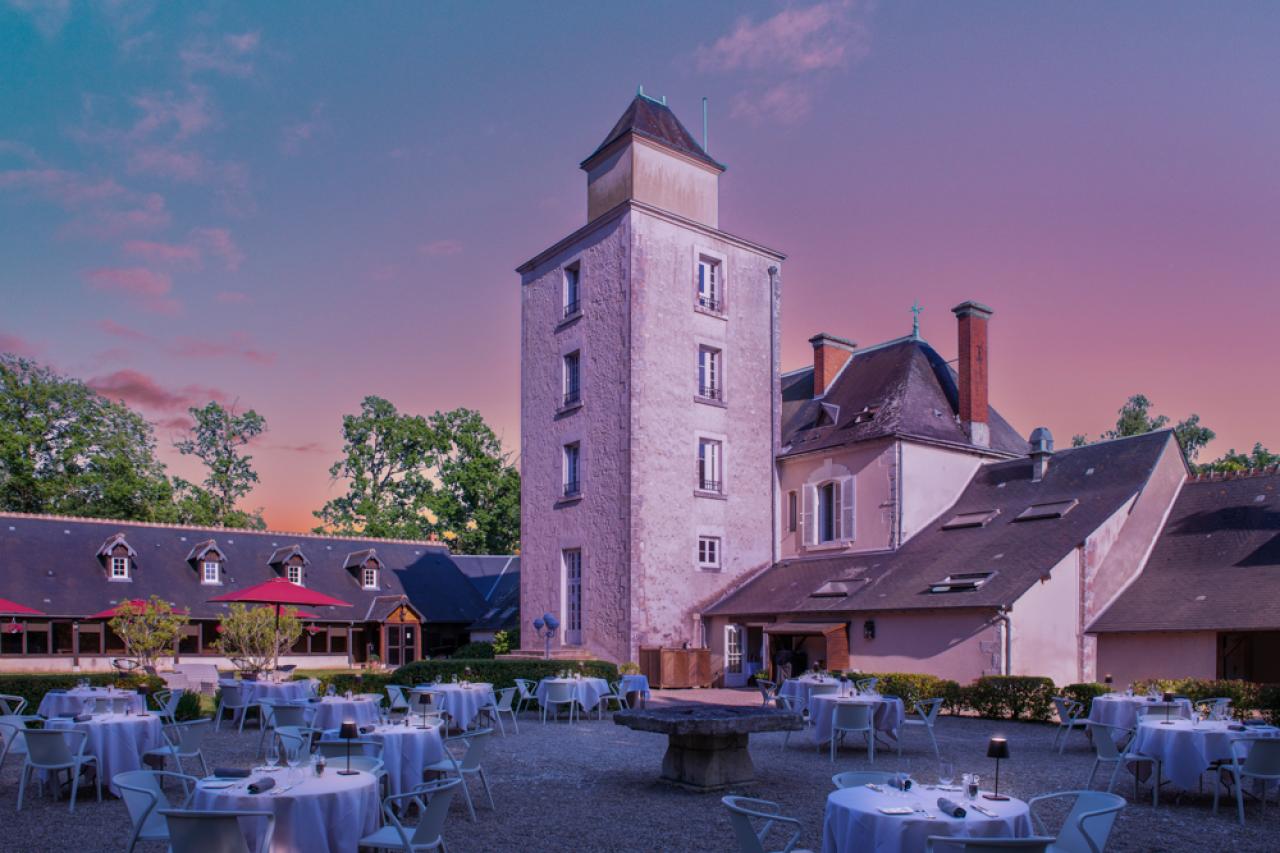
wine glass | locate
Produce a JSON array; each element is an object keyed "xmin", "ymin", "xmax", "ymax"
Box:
[
  {"xmin": 285, "ymin": 739, "xmax": 303, "ymax": 783},
  {"xmin": 937, "ymin": 760, "xmax": 955, "ymax": 789},
  {"xmin": 265, "ymin": 739, "xmax": 280, "ymax": 772}
]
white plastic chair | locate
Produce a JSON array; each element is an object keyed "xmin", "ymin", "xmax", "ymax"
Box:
[
  {"xmin": 1196, "ymin": 697, "xmax": 1232, "ymax": 721},
  {"xmin": 0, "ymin": 694, "xmax": 28, "ymax": 716},
  {"xmin": 482, "ymin": 687, "xmax": 519, "ymax": 734},
  {"xmin": 1084, "ymin": 722, "xmax": 1161, "ymax": 806},
  {"xmin": 1136, "ymin": 702, "xmax": 1186, "ymax": 722},
  {"xmin": 829, "ymin": 703, "xmax": 874, "ymax": 763},
  {"xmin": 1028, "ymin": 790, "xmax": 1125, "ymax": 853},
  {"xmin": 386, "ymin": 685, "xmax": 411, "ymax": 714},
  {"xmin": 114, "ymin": 769, "xmax": 197, "ymax": 853},
  {"xmin": 17, "ymin": 728, "xmax": 100, "ymax": 812},
  {"xmin": 275, "ymin": 728, "xmax": 308, "ymax": 765},
  {"xmin": 215, "ymin": 683, "xmax": 253, "ymax": 732},
  {"xmin": 855, "ymin": 677, "xmax": 879, "ymax": 694},
  {"xmin": 831, "ymin": 770, "xmax": 896, "ymax": 788},
  {"xmin": 145, "ymin": 718, "xmax": 213, "ymax": 778},
  {"xmin": 424, "ymin": 728, "xmax": 493, "ymax": 822},
  {"xmin": 1052, "ymin": 697, "xmax": 1088, "ymax": 754},
  {"xmin": 0, "ymin": 714, "xmax": 32, "ymax": 764},
  {"xmin": 901, "ymin": 698, "xmax": 943, "ymax": 758},
  {"xmin": 153, "ymin": 688, "xmax": 185, "ymax": 725},
  {"xmin": 721, "ymin": 795, "xmax": 812, "ymax": 853},
  {"xmin": 925, "ymin": 837, "xmax": 1054, "ymax": 851},
  {"xmin": 776, "ymin": 695, "xmax": 800, "ymax": 747},
  {"xmin": 1213, "ymin": 738, "xmax": 1280, "ymax": 825},
  {"xmin": 160, "ymin": 808, "xmax": 275, "ymax": 853},
  {"xmin": 596, "ymin": 681, "xmax": 628, "ymax": 718},
  {"xmin": 257, "ymin": 701, "xmax": 314, "ymax": 755},
  {"xmin": 756, "ymin": 679, "xmax": 778, "ymax": 707},
  {"xmin": 542, "ymin": 681, "xmax": 578, "ymax": 724},
  {"xmin": 93, "ymin": 695, "xmax": 130, "ymax": 715},
  {"xmin": 358, "ymin": 778, "xmax": 461, "ymax": 852},
  {"xmin": 513, "ymin": 679, "xmax": 538, "ymax": 715}
]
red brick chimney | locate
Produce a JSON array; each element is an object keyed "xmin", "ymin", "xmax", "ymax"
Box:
[
  {"xmin": 951, "ymin": 301, "xmax": 994, "ymax": 447},
  {"xmin": 808, "ymin": 333, "xmax": 856, "ymax": 397}
]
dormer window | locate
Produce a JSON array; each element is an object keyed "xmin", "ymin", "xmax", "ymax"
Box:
[
  {"xmin": 188, "ymin": 540, "xmax": 223, "ymax": 584},
  {"xmin": 270, "ymin": 545, "xmax": 310, "ymax": 584},
  {"xmin": 362, "ymin": 566, "xmax": 378, "ymax": 589},
  {"xmin": 98, "ymin": 532, "xmax": 137, "ymax": 581},
  {"xmin": 202, "ymin": 561, "xmax": 220, "ymax": 584},
  {"xmin": 287, "ymin": 564, "xmax": 304, "ymax": 586},
  {"xmin": 344, "ymin": 549, "xmax": 384, "ymax": 589},
  {"xmin": 111, "ymin": 556, "xmax": 130, "ymax": 580}
]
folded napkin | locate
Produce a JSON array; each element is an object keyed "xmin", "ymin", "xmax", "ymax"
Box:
[
  {"xmin": 57, "ymin": 712, "xmax": 78, "ymax": 719},
  {"xmin": 307, "ymin": 697, "xmax": 322, "ymax": 703},
  {"xmin": 73, "ymin": 714, "xmax": 93, "ymax": 722},
  {"xmin": 937, "ymin": 797, "xmax": 966, "ymax": 818},
  {"xmin": 887, "ymin": 775, "xmax": 913, "ymax": 791},
  {"xmin": 1228, "ymin": 724, "xmax": 1247, "ymax": 732},
  {"xmin": 247, "ymin": 776, "xmax": 275, "ymax": 794},
  {"xmin": 212, "ymin": 767, "xmax": 251, "ymax": 779},
  {"xmin": 359, "ymin": 725, "xmax": 375, "ymax": 735}
]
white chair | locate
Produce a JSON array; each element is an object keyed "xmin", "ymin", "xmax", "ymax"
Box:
[
  {"xmin": 215, "ymin": 683, "xmax": 252, "ymax": 732},
  {"xmin": 153, "ymin": 688, "xmax": 185, "ymax": 725},
  {"xmin": 596, "ymin": 682, "xmax": 628, "ymax": 718},
  {"xmin": 542, "ymin": 681, "xmax": 578, "ymax": 724},
  {"xmin": 114, "ymin": 769, "xmax": 197, "ymax": 853},
  {"xmin": 1027, "ymin": 790, "xmax": 1125, "ymax": 853},
  {"xmin": 1137, "ymin": 702, "xmax": 1186, "ymax": 722},
  {"xmin": 776, "ymin": 695, "xmax": 800, "ymax": 747},
  {"xmin": 855, "ymin": 677, "xmax": 879, "ymax": 694},
  {"xmin": 275, "ymin": 728, "xmax": 309, "ymax": 764},
  {"xmin": 756, "ymin": 679, "xmax": 778, "ymax": 707},
  {"xmin": 386, "ymin": 685, "xmax": 411, "ymax": 715},
  {"xmin": 17, "ymin": 728, "xmax": 101, "ymax": 812},
  {"xmin": 411, "ymin": 690, "xmax": 447, "ymax": 727},
  {"xmin": 145, "ymin": 718, "xmax": 212, "ymax": 778},
  {"xmin": 481, "ymin": 687, "xmax": 519, "ymax": 734},
  {"xmin": 424, "ymin": 728, "xmax": 494, "ymax": 822},
  {"xmin": 1052, "ymin": 697, "xmax": 1088, "ymax": 754},
  {"xmin": 0, "ymin": 722, "xmax": 15, "ymax": 775},
  {"xmin": 0, "ymin": 715, "xmax": 32, "ymax": 766},
  {"xmin": 0, "ymin": 694, "xmax": 28, "ymax": 716},
  {"xmin": 721, "ymin": 795, "xmax": 813, "ymax": 853},
  {"xmin": 1213, "ymin": 738, "xmax": 1280, "ymax": 825},
  {"xmin": 358, "ymin": 778, "xmax": 461, "ymax": 852},
  {"xmin": 160, "ymin": 808, "xmax": 275, "ymax": 853},
  {"xmin": 1084, "ymin": 722, "xmax": 1161, "ymax": 806},
  {"xmin": 901, "ymin": 698, "xmax": 943, "ymax": 758},
  {"xmin": 831, "ymin": 770, "xmax": 896, "ymax": 788},
  {"xmin": 513, "ymin": 678, "xmax": 538, "ymax": 715},
  {"xmin": 925, "ymin": 838, "xmax": 1054, "ymax": 851},
  {"xmin": 341, "ymin": 754, "xmax": 387, "ymax": 787},
  {"xmin": 93, "ymin": 695, "xmax": 130, "ymax": 714},
  {"xmin": 1196, "ymin": 697, "xmax": 1232, "ymax": 721},
  {"xmin": 829, "ymin": 702, "xmax": 874, "ymax": 763},
  {"xmin": 258, "ymin": 702, "xmax": 314, "ymax": 755}
]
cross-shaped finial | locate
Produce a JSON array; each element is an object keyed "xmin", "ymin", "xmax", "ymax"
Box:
[{"xmin": 911, "ymin": 301, "xmax": 923, "ymax": 338}]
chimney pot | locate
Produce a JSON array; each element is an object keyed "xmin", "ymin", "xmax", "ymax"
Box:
[
  {"xmin": 808, "ymin": 333, "xmax": 856, "ymax": 397},
  {"xmin": 951, "ymin": 301, "xmax": 994, "ymax": 446},
  {"xmin": 1029, "ymin": 427, "xmax": 1054, "ymax": 482}
]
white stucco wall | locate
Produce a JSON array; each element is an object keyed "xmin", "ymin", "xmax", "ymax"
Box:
[
  {"xmin": 1009, "ymin": 549, "xmax": 1082, "ymax": 685},
  {"xmin": 847, "ymin": 610, "xmax": 1001, "ymax": 683},
  {"xmin": 899, "ymin": 442, "xmax": 985, "ymax": 542},
  {"xmin": 1096, "ymin": 631, "xmax": 1217, "ymax": 686}
]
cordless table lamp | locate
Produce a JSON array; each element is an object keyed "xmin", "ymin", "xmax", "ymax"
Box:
[
  {"xmin": 338, "ymin": 719, "xmax": 359, "ymax": 775},
  {"xmin": 984, "ymin": 737, "xmax": 1010, "ymax": 801}
]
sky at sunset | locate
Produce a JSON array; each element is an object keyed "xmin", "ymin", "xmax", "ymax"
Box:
[{"xmin": 2, "ymin": 1, "xmax": 1277, "ymax": 532}]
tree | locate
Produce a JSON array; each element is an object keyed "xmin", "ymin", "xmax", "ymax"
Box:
[
  {"xmin": 174, "ymin": 401, "xmax": 266, "ymax": 528},
  {"xmin": 0, "ymin": 354, "xmax": 175, "ymax": 520},
  {"xmin": 216, "ymin": 603, "xmax": 304, "ymax": 673},
  {"xmin": 313, "ymin": 396, "xmax": 436, "ymax": 539},
  {"xmin": 1201, "ymin": 442, "xmax": 1280, "ymax": 473},
  {"xmin": 1077, "ymin": 394, "xmax": 1217, "ymax": 462},
  {"xmin": 108, "ymin": 596, "xmax": 188, "ymax": 670},
  {"xmin": 425, "ymin": 408, "xmax": 520, "ymax": 554}
]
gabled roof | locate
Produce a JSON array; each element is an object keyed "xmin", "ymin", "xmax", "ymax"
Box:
[
  {"xmin": 268, "ymin": 544, "xmax": 308, "ymax": 566},
  {"xmin": 781, "ymin": 337, "xmax": 1027, "ymax": 458},
  {"xmin": 581, "ymin": 94, "xmax": 724, "ymax": 172},
  {"xmin": 97, "ymin": 532, "xmax": 137, "ymax": 558},
  {"xmin": 343, "ymin": 549, "xmax": 381, "ymax": 570},
  {"xmin": 186, "ymin": 539, "xmax": 220, "ymax": 562},
  {"xmin": 1088, "ymin": 469, "xmax": 1280, "ymax": 633},
  {"xmin": 707, "ymin": 431, "xmax": 1177, "ymax": 617}
]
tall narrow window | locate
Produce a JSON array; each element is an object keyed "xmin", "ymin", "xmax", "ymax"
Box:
[
  {"xmin": 788, "ymin": 491, "xmax": 798, "ymax": 532},
  {"xmin": 698, "ymin": 536, "xmax": 721, "ymax": 569},
  {"xmin": 110, "ymin": 556, "xmax": 130, "ymax": 580},
  {"xmin": 563, "ymin": 442, "xmax": 581, "ymax": 497},
  {"xmin": 563, "ymin": 264, "xmax": 581, "ymax": 318},
  {"xmin": 287, "ymin": 564, "xmax": 304, "ymax": 586},
  {"xmin": 697, "ymin": 438, "xmax": 722, "ymax": 493},
  {"xmin": 698, "ymin": 347, "xmax": 721, "ymax": 400},
  {"xmin": 696, "ymin": 258, "xmax": 721, "ymax": 312},
  {"xmin": 563, "ymin": 351, "xmax": 581, "ymax": 407},
  {"xmin": 818, "ymin": 482, "xmax": 837, "ymax": 542},
  {"xmin": 202, "ymin": 561, "xmax": 219, "ymax": 584},
  {"xmin": 563, "ymin": 549, "xmax": 583, "ymax": 645}
]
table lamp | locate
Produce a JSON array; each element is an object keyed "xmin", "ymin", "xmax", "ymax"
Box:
[
  {"xmin": 1162, "ymin": 691, "xmax": 1175, "ymax": 725},
  {"xmin": 338, "ymin": 719, "xmax": 359, "ymax": 775},
  {"xmin": 1104, "ymin": 674, "xmax": 1113, "ymax": 689},
  {"xmin": 984, "ymin": 737, "xmax": 1010, "ymax": 801},
  {"xmin": 417, "ymin": 692, "xmax": 432, "ymax": 729}
]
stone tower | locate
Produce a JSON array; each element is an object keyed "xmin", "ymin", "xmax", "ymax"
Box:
[{"xmin": 517, "ymin": 92, "xmax": 783, "ymax": 663}]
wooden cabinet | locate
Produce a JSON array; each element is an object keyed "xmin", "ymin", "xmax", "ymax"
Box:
[{"xmin": 640, "ymin": 646, "xmax": 712, "ymax": 688}]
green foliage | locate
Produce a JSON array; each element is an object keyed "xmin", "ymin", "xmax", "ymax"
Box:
[
  {"xmin": 1062, "ymin": 682, "xmax": 1110, "ymax": 710},
  {"xmin": 1200, "ymin": 442, "xmax": 1280, "ymax": 474},
  {"xmin": 1075, "ymin": 394, "xmax": 1216, "ymax": 462},
  {"xmin": 1132, "ymin": 677, "xmax": 1262, "ymax": 719},
  {"xmin": 963, "ymin": 676, "xmax": 1056, "ymax": 721},
  {"xmin": 216, "ymin": 603, "xmax": 303, "ymax": 672},
  {"xmin": 0, "ymin": 354, "xmax": 175, "ymax": 520},
  {"xmin": 314, "ymin": 399, "xmax": 520, "ymax": 554},
  {"xmin": 174, "ymin": 401, "xmax": 267, "ymax": 528},
  {"xmin": 0, "ymin": 672, "xmax": 163, "ymax": 716},
  {"xmin": 108, "ymin": 596, "xmax": 189, "ymax": 669},
  {"xmin": 864, "ymin": 672, "xmax": 964, "ymax": 713},
  {"xmin": 1259, "ymin": 684, "xmax": 1280, "ymax": 725},
  {"xmin": 618, "ymin": 661, "xmax": 642, "ymax": 676},
  {"xmin": 450, "ymin": 641, "xmax": 495, "ymax": 659},
  {"xmin": 491, "ymin": 629, "xmax": 518, "ymax": 656},
  {"xmin": 172, "ymin": 690, "xmax": 204, "ymax": 721},
  {"xmin": 387, "ymin": 658, "xmax": 618, "ymax": 690}
]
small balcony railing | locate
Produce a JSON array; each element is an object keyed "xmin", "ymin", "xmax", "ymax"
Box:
[
  {"xmin": 697, "ymin": 295, "xmax": 723, "ymax": 313},
  {"xmin": 696, "ymin": 464, "xmax": 722, "ymax": 493},
  {"xmin": 563, "ymin": 387, "xmax": 581, "ymax": 407},
  {"xmin": 563, "ymin": 479, "xmax": 581, "ymax": 498},
  {"xmin": 697, "ymin": 384, "xmax": 721, "ymax": 401},
  {"xmin": 563, "ymin": 299, "xmax": 580, "ymax": 318}
]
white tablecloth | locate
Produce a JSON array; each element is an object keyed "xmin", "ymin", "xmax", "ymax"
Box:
[
  {"xmin": 822, "ymin": 785, "xmax": 1033, "ymax": 853},
  {"xmin": 811, "ymin": 695, "xmax": 906, "ymax": 746},
  {"xmin": 619, "ymin": 675, "xmax": 650, "ymax": 698},
  {"xmin": 535, "ymin": 677, "xmax": 611, "ymax": 712},
  {"xmin": 48, "ymin": 713, "xmax": 163, "ymax": 795},
  {"xmin": 307, "ymin": 696, "xmax": 381, "ymax": 731},
  {"xmin": 412, "ymin": 684, "xmax": 495, "ymax": 729},
  {"xmin": 323, "ymin": 723, "xmax": 447, "ymax": 796},
  {"xmin": 779, "ymin": 677, "xmax": 844, "ymax": 714},
  {"xmin": 39, "ymin": 688, "xmax": 145, "ymax": 717},
  {"xmin": 1089, "ymin": 694, "xmax": 1192, "ymax": 733},
  {"xmin": 193, "ymin": 769, "xmax": 380, "ymax": 853},
  {"xmin": 1133, "ymin": 720, "xmax": 1280, "ymax": 790},
  {"xmin": 220, "ymin": 680, "xmax": 311, "ymax": 705}
]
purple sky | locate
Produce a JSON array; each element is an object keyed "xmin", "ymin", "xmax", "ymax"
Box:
[{"xmin": 2, "ymin": 1, "xmax": 1277, "ymax": 531}]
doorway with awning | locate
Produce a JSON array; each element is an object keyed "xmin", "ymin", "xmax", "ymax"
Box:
[{"xmin": 763, "ymin": 621, "xmax": 850, "ymax": 678}]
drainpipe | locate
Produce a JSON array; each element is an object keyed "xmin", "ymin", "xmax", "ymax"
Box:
[
  {"xmin": 768, "ymin": 266, "xmax": 780, "ymax": 564},
  {"xmin": 995, "ymin": 608, "xmax": 1012, "ymax": 675}
]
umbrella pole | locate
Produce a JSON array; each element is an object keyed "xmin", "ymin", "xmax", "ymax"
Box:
[{"xmin": 274, "ymin": 604, "xmax": 281, "ymax": 673}]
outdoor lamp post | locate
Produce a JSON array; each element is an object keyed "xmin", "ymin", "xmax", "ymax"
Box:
[
  {"xmin": 532, "ymin": 613, "xmax": 561, "ymax": 660},
  {"xmin": 984, "ymin": 737, "xmax": 1010, "ymax": 801},
  {"xmin": 338, "ymin": 719, "xmax": 359, "ymax": 775}
]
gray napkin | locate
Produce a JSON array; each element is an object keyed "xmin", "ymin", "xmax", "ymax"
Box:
[
  {"xmin": 73, "ymin": 713, "xmax": 93, "ymax": 722},
  {"xmin": 212, "ymin": 767, "xmax": 250, "ymax": 778},
  {"xmin": 937, "ymin": 797, "xmax": 966, "ymax": 818},
  {"xmin": 247, "ymin": 776, "xmax": 275, "ymax": 794}
]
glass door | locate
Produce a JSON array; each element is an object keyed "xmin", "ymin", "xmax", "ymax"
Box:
[{"xmin": 724, "ymin": 624, "xmax": 746, "ymax": 686}]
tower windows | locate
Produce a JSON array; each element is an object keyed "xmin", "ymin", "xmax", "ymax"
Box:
[
  {"xmin": 563, "ymin": 442, "xmax": 581, "ymax": 497},
  {"xmin": 697, "ymin": 346, "xmax": 721, "ymax": 401},
  {"xmin": 697, "ymin": 438, "xmax": 722, "ymax": 494},
  {"xmin": 563, "ymin": 548, "xmax": 583, "ymax": 645},
  {"xmin": 563, "ymin": 350, "xmax": 581, "ymax": 408},
  {"xmin": 698, "ymin": 536, "xmax": 721, "ymax": 570},
  {"xmin": 696, "ymin": 257, "xmax": 721, "ymax": 313},
  {"xmin": 563, "ymin": 263, "xmax": 581, "ymax": 319}
]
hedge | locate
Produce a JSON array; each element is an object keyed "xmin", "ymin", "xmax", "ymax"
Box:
[
  {"xmin": 962, "ymin": 676, "xmax": 1057, "ymax": 721},
  {"xmin": 861, "ymin": 672, "xmax": 963, "ymax": 713},
  {"xmin": 390, "ymin": 658, "xmax": 618, "ymax": 691},
  {"xmin": 1062, "ymin": 682, "xmax": 1111, "ymax": 710},
  {"xmin": 0, "ymin": 672, "xmax": 165, "ymax": 714},
  {"xmin": 450, "ymin": 642, "xmax": 495, "ymax": 660},
  {"xmin": 1131, "ymin": 678, "xmax": 1277, "ymax": 720}
]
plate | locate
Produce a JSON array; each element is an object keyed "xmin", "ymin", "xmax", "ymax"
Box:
[
  {"xmin": 877, "ymin": 807, "xmax": 914, "ymax": 815},
  {"xmin": 200, "ymin": 781, "xmax": 235, "ymax": 789}
]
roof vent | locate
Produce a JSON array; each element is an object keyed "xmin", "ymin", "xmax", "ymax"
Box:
[
  {"xmin": 1029, "ymin": 427, "xmax": 1054, "ymax": 482},
  {"xmin": 942, "ymin": 509, "xmax": 1000, "ymax": 530},
  {"xmin": 1015, "ymin": 499, "xmax": 1079, "ymax": 521},
  {"xmin": 928, "ymin": 571, "xmax": 996, "ymax": 594}
]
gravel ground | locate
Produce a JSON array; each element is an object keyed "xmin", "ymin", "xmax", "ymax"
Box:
[{"xmin": 1, "ymin": 688, "xmax": 1275, "ymax": 852}]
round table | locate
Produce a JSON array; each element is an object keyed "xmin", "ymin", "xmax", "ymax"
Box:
[
  {"xmin": 39, "ymin": 688, "xmax": 145, "ymax": 717},
  {"xmin": 193, "ymin": 768, "xmax": 380, "ymax": 853},
  {"xmin": 620, "ymin": 674, "xmax": 651, "ymax": 706},
  {"xmin": 1089, "ymin": 694, "xmax": 1192, "ymax": 733},
  {"xmin": 48, "ymin": 712, "xmax": 164, "ymax": 795},
  {"xmin": 779, "ymin": 677, "xmax": 844, "ymax": 714},
  {"xmin": 412, "ymin": 684, "xmax": 495, "ymax": 730},
  {"xmin": 322, "ymin": 722, "xmax": 447, "ymax": 796},
  {"xmin": 811, "ymin": 695, "xmax": 906, "ymax": 746},
  {"xmin": 1132, "ymin": 719, "xmax": 1280, "ymax": 790},
  {"xmin": 822, "ymin": 785, "xmax": 1033, "ymax": 852},
  {"xmin": 536, "ymin": 677, "xmax": 611, "ymax": 713},
  {"xmin": 221, "ymin": 680, "xmax": 311, "ymax": 705},
  {"xmin": 306, "ymin": 696, "xmax": 381, "ymax": 731}
]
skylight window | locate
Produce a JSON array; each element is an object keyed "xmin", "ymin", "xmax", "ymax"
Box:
[
  {"xmin": 928, "ymin": 571, "xmax": 996, "ymax": 594},
  {"xmin": 1014, "ymin": 499, "xmax": 1079, "ymax": 522},
  {"xmin": 942, "ymin": 509, "xmax": 1000, "ymax": 530},
  {"xmin": 811, "ymin": 579, "xmax": 862, "ymax": 598}
]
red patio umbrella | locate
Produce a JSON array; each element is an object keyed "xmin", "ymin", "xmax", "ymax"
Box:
[
  {"xmin": 209, "ymin": 578, "xmax": 352, "ymax": 669},
  {"xmin": 1, "ymin": 597, "xmax": 42, "ymax": 635},
  {"xmin": 87, "ymin": 599, "xmax": 189, "ymax": 619}
]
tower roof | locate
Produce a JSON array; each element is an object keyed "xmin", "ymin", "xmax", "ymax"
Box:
[{"xmin": 581, "ymin": 93, "xmax": 724, "ymax": 172}]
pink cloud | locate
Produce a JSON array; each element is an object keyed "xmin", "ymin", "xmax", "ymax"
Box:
[
  {"xmin": 181, "ymin": 31, "xmax": 260, "ymax": 77},
  {"xmin": 732, "ymin": 81, "xmax": 816, "ymax": 125},
  {"xmin": 0, "ymin": 331, "xmax": 43, "ymax": 358},
  {"xmin": 128, "ymin": 146, "xmax": 207, "ymax": 181},
  {"xmin": 270, "ymin": 441, "xmax": 328, "ymax": 454},
  {"xmin": 83, "ymin": 265, "xmax": 180, "ymax": 314},
  {"xmin": 420, "ymin": 239, "xmax": 463, "ymax": 256},
  {"xmin": 0, "ymin": 168, "xmax": 125, "ymax": 208},
  {"xmin": 123, "ymin": 239, "xmax": 201, "ymax": 265},
  {"xmin": 216, "ymin": 290, "xmax": 250, "ymax": 304},
  {"xmin": 7, "ymin": 0, "xmax": 72, "ymax": 38},
  {"xmin": 130, "ymin": 88, "xmax": 213, "ymax": 140},
  {"xmin": 84, "ymin": 192, "xmax": 171, "ymax": 237},
  {"xmin": 97, "ymin": 319, "xmax": 151, "ymax": 341},
  {"xmin": 170, "ymin": 337, "xmax": 275, "ymax": 365},
  {"xmin": 191, "ymin": 226, "xmax": 244, "ymax": 271},
  {"xmin": 698, "ymin": 1, "xmax": 871, "ymax": 74},
  {"xmin": 87, "ymin": 369, "xmax": 226, "ymax": 412},
  {"xmin": 281, "ymin": 103, "xmax": 327, "ymax": 154}
]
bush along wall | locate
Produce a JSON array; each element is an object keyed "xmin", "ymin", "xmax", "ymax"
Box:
[
  {"xmin": 390, "ymin": 658, "xmax": 618, "ymax": 691},
  {"xmin": 0, "ymin": 672, "xmax": 165, "ymax": 716}
]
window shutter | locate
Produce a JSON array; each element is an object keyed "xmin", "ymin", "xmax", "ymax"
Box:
[
  {"xmin": 831, "ymin": 482, "xmax": 842, "ymax": 540},
  {"xmin": 840, "ymin": 476, "xmax": 856, "ymax": 541},
  {"xmin": 800, "ymin": 485, "xmax": 813, "ymax": 545}
]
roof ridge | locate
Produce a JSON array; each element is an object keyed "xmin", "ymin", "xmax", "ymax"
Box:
[
  {"xmin": 1189, "ymin": 464, "xmax": 1280, "ymax": 483},
  {"xmin": 0, "ymin": 510, "xmax": 449, "ymax": 550}
]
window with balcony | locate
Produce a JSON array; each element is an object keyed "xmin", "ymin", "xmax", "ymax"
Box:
[
  {"xmin": 563, "ymin": 264, "xmax": 581, "ymax": 319},
  {"xmin": 697, "ymin": 536, "xmax": 721, "ymax": 570},
  {"xmin": 697, "ymin": 346, "xmax": 721, "ymax": 401},
  {"xmin": 697, "ymin": 438, "xmax": 722, "ymax": 494},
  {"xmin": 696, "ymin": 258, "xmax": 721, "ymax": 313},
  {"xmin": 563, "ymin": 442, "xmax": 581, "ymax": 497},
  {"xmin": 562, "ymin": 350, "xmax": 581, "ymax": 408}
]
